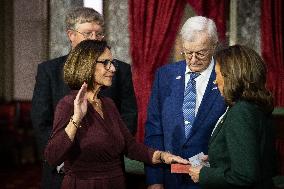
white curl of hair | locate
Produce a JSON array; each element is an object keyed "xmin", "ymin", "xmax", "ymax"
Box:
[{"xmin": 180, "ymin": 16, "xmax": 218, "ymax": 44}]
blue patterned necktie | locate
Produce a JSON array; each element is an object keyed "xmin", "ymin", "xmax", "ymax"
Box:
[{"xmin": 183, "ymin": 72, "xmax": 200, "ymax": 138}]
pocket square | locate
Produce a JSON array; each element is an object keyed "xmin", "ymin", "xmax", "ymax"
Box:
[{"xmin": 212, "ymin": 87, "xmax": 218, "ymax": 90}]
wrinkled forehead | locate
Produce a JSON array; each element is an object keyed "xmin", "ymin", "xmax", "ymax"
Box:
[
  {"xmin": 75, "ymin": 17, "xmax": 102, "ymax": 24},
  {"xmin": 75, "ymin": 21, "xmax": 103, "ymax": 31},
  {"xmin": 182, "ymin": 33, "xmax": 212, "ymax": 51},
  {"xmin": 72, "ymin": 15, "xmax": 103, "ymax": 28}
]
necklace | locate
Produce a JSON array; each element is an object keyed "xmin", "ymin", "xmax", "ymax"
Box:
[
  {"xmin": 94, "ymin": 101, "xmax": 102, "ymax": 109},
  {"xmin": 88, "ymin": 91, "xmax": 102, "ymax": 109},
  {"xmin": 94, "ymin": 101, "xmax": 99, "ymax": 107},
  {"xmin": 88, "ymin": 93, "xmax": 104, "ymax": 118},
  {"xmin": 92, "ymin": 96, "xmax": 101, "ymax": 106},
  {"xmin": 92, "ymin": 98, "xmax": 101, "ymax": 109},
  {"xmin": 88, "ymin": 98, "xmax": 102, "ymax": 110}
]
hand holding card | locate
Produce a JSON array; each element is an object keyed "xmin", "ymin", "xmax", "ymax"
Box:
[
  {"xmin": 188, "ymin": 152, "xmax": 210, "ymax": 167},
  {"xmin": 171, "ymin": 152, "xmax": 209, "ymax": 174}
]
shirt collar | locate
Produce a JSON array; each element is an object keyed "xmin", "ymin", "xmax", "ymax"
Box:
[{"xmin": 185, "ymin": 57, "xmax": 214, "ymax": 79}]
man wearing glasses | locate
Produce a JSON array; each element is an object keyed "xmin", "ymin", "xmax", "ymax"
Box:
[
  {"xmin": 144, "ymin": 16, "xmax": 226, "ymax": 189},
  {"xmin": 31, "ymin": 7, "xmax": 137, "ymax": 189}
]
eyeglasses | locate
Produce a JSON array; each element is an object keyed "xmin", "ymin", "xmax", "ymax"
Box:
[
  {"xmin": 73, "ymin": 29, "xmax": 104, "ymax": 40},
  {"xmin": 182, "ymin": 48, "xmax": 212, "ymax": 60},
  {"xmin": 96, "ymin": 59, "xmax": 117, "ymax": 71}
]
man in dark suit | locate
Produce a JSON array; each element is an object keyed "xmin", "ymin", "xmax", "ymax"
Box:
[
  {"xmin": 31, "ymin": 7, "xmax": 137, "ymax": 189},
  {"xmin": 144, "ymin": 16, "xmax": 227, "ymax": 189}
]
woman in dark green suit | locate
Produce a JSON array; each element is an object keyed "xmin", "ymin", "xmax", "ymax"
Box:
[{"xmin": 188, "ymin": 45, "xmax": 277, "ymax": 189}]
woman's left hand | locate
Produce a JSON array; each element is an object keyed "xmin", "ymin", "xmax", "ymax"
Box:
[{"xmin": 188, "ymin": 165, "xmax": 202, "ymax": 183}]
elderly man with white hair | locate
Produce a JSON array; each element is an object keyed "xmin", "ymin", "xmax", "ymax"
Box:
[{"xmin": 144, "ymin": 16, "xmax": 227, "ymax": 189}]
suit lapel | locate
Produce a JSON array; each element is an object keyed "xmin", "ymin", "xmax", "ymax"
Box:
[
  {"xmin": 209, "ymin": 112, "xmax": 228, "ymax": 144},
  {"xmin": 195, "ymin": 70, "xmax": 219, "ymax": 125},
  {"xmin": 171, "ymin": 61, "xmax": 186, "ymax": 114},
  {"xmin": 165, "ymin": 61, "xmax": 187, "ymax": 146}
]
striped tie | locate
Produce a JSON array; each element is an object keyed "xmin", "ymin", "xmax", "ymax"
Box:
[{"xmin": 183, "ymin": 72, "xmax": 200, "ymax": 138}]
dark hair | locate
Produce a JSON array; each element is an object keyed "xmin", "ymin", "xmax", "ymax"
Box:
[
  {"xmin": 64, "ymin": 40, "xmax": 109, "ymax": 90},
  {"xmin": 215, "ymin": 45, "xmax": 274, "ymax": 113}
]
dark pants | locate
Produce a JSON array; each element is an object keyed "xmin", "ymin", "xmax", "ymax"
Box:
[{"xmin": 41, "ymin": 162, "xmax": 64, "ymax": 189}]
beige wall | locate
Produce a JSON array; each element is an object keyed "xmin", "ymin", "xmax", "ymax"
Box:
[
  {"xmin": 104, "ymin": 0, "xmax": 131, "ymax": 64},
  {"xmin": 13, "ymin": 0, "xmax": 49, "ymax": 100},
  {"xmin": 0, "ymin": 0, "xmax": 14, "ymax": 101},
  {"xmin": 12, "ymin": 0, "xmax": 82, "ymax": 100},
  {"xmin": 49, "ymin": 0, "xmax": 83, "ymax": 59}
]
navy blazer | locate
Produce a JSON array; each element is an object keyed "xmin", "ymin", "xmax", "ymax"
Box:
[{"xmin": 144, "ymin": 60, "xmax": 226, "ymax": 189}]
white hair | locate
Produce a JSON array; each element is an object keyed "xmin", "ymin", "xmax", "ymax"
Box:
[{"xmin": 180, "ymin": 16, "xmax": 218, "ymax": 44}]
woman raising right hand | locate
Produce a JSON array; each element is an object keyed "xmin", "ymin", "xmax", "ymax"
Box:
[{"xmin": 44, "ymin": 40, "xmax": 189, "ymax": 189}]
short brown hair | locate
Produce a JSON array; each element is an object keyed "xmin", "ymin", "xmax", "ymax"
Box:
[
  {"xmin": 64, "ymin": 40, "xmax": 109, "ymax": 90},
  {"xmin": 65, "ymin": 7, "xmax": 104, "ymax": 30},
  {"xmin": 215, "ymin": 45, "xmax": 273, "ymax": 113}
]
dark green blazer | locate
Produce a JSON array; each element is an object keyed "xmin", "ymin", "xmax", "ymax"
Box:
[{"xmin": 200, "ymin": 101, "xmax": 276, "ymax": 189}]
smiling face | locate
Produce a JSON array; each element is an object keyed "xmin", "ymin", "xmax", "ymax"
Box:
[
  {"xmin": 214, "ymin": 62, "xmax": 224, "ymax": 96},
  {"xmin": 94, "ymin": 48, "xmax": 116, "ymax": 87}
]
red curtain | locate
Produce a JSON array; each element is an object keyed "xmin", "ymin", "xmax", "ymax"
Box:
[
  {"xmin": 129, "ymin": 0, "xmax": 186, "ymax": 142},
  {"xmin": 261, "ymin": 0, "xmax": 284, "ymax": 107},
  {"xmin": 187, "ymin": 0, "xmax": 229, "ymax": 43}
]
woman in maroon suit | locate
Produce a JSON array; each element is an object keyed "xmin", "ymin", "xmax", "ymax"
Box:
[{"xmin": 44, "ymin": 40, "xmax": 188, "ymax": 189}]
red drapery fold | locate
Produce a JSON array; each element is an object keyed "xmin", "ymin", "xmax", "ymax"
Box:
[
  {"xmin": 261, "ymin": 0, "xmax": 284, "ymax": 107},
  {"xmin": 186, "ymin": 0, "xmax": 228, "ymax": 43},
  {"xmin": 129, "ymin": 0, "xmax": 186, "ymax": 142}
]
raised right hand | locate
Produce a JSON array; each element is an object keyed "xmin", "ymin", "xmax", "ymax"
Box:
[{"xmin": 73, "ymin": 82, "xmax": 88, "ymax": 122}]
